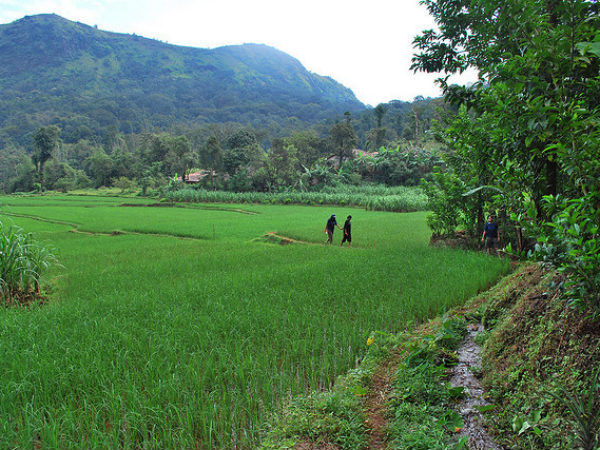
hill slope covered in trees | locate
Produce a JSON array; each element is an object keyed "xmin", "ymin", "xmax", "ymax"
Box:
[{"xmin": 0, "ymin": 14, "xmax": 365, "ymax": 146}]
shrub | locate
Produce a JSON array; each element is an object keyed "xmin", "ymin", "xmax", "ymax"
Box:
[{"xmin": 0, "ymin": 221, "xmax": 58, "ymax": 304}]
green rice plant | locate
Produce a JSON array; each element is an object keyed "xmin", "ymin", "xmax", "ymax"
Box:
[{"xmin": 0, "ymin": 194, "xmax": 510, "ymax": 449}]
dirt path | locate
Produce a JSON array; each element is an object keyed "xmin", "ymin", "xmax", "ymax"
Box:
[
  {"xmin": 262, "ymin": 232, "xmax": 312, "ymax": 245},
  {"xmin": 450, "ymin": 324, "xmax": 503, "ymax": 450},
  {"xmin": 363, "ymin": 347, "xmax": 407, "ymax": 450}
]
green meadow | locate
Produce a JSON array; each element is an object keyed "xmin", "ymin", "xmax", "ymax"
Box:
[{"xmin": 0, "ymin": 195, "xmax": 510, "ymax": 449}]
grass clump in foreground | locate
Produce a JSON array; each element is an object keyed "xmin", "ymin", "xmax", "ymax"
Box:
[
  {"xmin": 0, "ymin": 221, "xmax": 58, "ymax": 305},
  {"xmin": 0, "ymin": 194, "xmax": 510, "ymax": 449}
]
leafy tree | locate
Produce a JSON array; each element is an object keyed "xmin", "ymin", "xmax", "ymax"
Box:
[
  {"xmin": 370, "ymin": 103, "xmax": 388, "ymax": 150},
  {"xmin": 328, "ymin": 121, "xmax": 358, "ymax": 167},
  {"xmin": 223, "ymin": 129, "xmax": 262, "ymax": 176},
  {"xmin": 32, "ymin": 126, "xmax": 61, "ymax": 190},
  {"xmin": 163, "ymin": 135, "xmax": 195, "ymax": 180},
  {"xmin": 113, "ymin": 176, "xmax": 137, "ymax": 193},
  {"xmin": 84, "ymin": 149, "xmax": 114, "ymax": 188},
  {"xmin": 374, "ymin": 104, "xmax": 386, "ymax": 128},
  {"xmin": 260, "ymin": 139, "xmax": 301, "ymax": 191},
  {"xmin": 413, "ymin": 0, "xmax": 600, "ymax": 310},
  {"xmin": 284, "ymin": 131, "xmax": 327, "ymax": 169},
  {"xmin": 226, "ymin": 129, "xmax": 258, "ymax": 150},
  {"xmin": 8, "ymin": 153, "xmax": 36, "ymax": 193},
  {"xmin": 0, "ymin": 144, "xmax": 28, "ymax": 192},
  {"xmin": 143, "ymin": 133, "xmax": 170, "ymax": 167},
  {"xmin": 61, "ymin": 139, "xmax": 100, "ymax": 170},
  {"xmin": 200, "ymin": 136, "xmax": 224, "ymax": 190}
]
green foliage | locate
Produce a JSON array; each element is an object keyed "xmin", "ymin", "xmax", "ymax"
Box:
[
  {"xmin": 354, "ymin": 145, "xmax": 441, "ymax": 186},
  {"xmin": 162, "ymin": 185, "xmax": 428, "ymax": 212},
  {"xmin": 328, "ymin": 120, "xmax": 358, "ymax": 164},
  {"xmin": 388, "ymin": 316, "xmax": 468, "ymax": 450},
  {"xmin": 0, "ymin": 220, "xmax": 58, "ymax": 302},
  {"xmin": 413, "ymin": 0, "xmax": 600, "ymax": 309},
  {"xmin": 32, "ymin": 126, "xmax": 61, "ymax": 190},
  {"xmin": 351, "ymin": 97, "xmax": 452, "ymax": 150},
  {"xmin": 475, "ymin": 264, "xmax": 600, "ymax": 450},
  {"xmin": 530, "ymin": 195, "xmax": 600, "ymax": 314},
  {"xmin": 547, "ymin": 370, "xmax": 600, "ymax": 450}
]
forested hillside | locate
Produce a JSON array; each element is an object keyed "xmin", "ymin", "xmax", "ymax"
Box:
[{"xmin": 0, "ymin": 14, "xmax": 365, "ymax": 146}]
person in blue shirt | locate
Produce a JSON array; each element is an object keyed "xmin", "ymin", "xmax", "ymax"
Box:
[{"xmin": 481, "ymin": 214, "xmax": 500, "ymax": 254}]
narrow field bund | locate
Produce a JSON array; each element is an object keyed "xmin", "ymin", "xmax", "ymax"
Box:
[{"xmin": 0, "ymin": 195, "xmax": 510, "ymax": 449}]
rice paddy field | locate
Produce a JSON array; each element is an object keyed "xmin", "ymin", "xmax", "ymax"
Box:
[{"xmin": 0, "ymin": 194, "xmax": 510, "ymax": 449}]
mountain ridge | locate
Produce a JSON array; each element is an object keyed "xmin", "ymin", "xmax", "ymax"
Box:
[{"xmin": 0, "ymin": 14, "xmax": 365, "ymax": 145}]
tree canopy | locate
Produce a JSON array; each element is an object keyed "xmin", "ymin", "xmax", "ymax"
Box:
[{"xmin": 413, "ymin": 0, "xmax": 600, "ymax": 312}]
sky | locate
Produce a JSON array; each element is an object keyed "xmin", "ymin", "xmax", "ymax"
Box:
[{"xmin": 0, "ymin": 0, "xmax": 477, "ymax": 106}]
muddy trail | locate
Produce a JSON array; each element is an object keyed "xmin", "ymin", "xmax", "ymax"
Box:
[{"xmin": 449, "ymin": 323, "xmax": 504, "ymax": 450}]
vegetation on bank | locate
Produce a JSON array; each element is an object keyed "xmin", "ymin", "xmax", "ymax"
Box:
[
  {"xmin": 262, "ymin": 307, "xmax": 471, "ymax": 450},
  {"xmin": 262, "ymin": 264, "xmax": 600, "ymax": 450},
  {"xmin": 479, "ymin": 265, "xmax": 600, "ymax": 450}
]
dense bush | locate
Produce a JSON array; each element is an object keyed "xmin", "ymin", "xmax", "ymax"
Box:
[{"xmin": 0, "ymin": 221, "xmax": 58, "ymax": 304}]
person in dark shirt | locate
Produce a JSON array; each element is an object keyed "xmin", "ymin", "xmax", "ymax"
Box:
[
  {"xmin": 481, "ymin": 215, "xmax": 500, "ymax": 254},
  {"xmin": 341, "ymin": 215, "xmax": 352, "ymax": 247},
  {"xmin": 325, "ymin": 214, "xmax": 342, "ymax": 244}
]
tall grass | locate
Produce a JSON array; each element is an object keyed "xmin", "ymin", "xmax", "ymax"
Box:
[
  {"xmin": 0, "ymin": 195, "xmax": 509, "ymax": 449},
  {"xmin": 163, "ymin": 186, "xmax": 428, "ymax": 212},
  {"xmin": 0, "ymin": 221, "xmax": 58, "ymax": 303}
]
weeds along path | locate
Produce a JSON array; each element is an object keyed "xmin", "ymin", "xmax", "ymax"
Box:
[
  {"xmin": 259, "ymin": 231, "xmax": 314, "ymax": 245},
  {"xmin": 364, "ymin": 350, "xmax": 403, "ymax": 450}
]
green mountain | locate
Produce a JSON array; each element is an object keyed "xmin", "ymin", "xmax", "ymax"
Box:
[{"xmin": 0, "ymin": 14, "xmax": 365, "ymax": 145}]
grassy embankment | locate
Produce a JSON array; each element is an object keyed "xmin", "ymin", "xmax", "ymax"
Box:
[
  {"xmin": 261, "ymin": 264, "xmax": 600, "ymax": 450},
  {"xmin": 0, "ymin": 194, "xmax": 509, "ymax": 449}
]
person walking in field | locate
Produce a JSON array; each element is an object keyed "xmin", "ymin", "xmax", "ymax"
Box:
[
  {"xmin": 325, "ymin": 214, "xmax": 342, "ymax": 245},
  {"xmin": 341, "ymin": 215, "xmax": 352, "ymax": 247},
  {"xmin": 481, "ymin": 214, "xmax": 500, "ymax": 254}
]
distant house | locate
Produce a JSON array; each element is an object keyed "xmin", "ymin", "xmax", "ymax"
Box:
[
  {"xmin": 177, "ymin": 170, "xmax": 226, "ymax": 184},
  {"xmin": 177, "ymin": 171, "xmax": 210, "ymax": 184}
]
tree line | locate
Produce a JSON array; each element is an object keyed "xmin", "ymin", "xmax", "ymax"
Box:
[
  {"xmin": 414, "ymin": 0, "xmax": 600, "ymax": 312},
  {"xmin": 0, "ymin": 102, "xmax": 446, "ymax": 195}
]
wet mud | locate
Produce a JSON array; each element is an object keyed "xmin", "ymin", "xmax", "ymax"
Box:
[{"xmin": 450, "ymin": 323, "xmax": 503, "ymax": 450}]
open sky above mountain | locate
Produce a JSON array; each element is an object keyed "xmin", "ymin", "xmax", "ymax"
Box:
[{"xmin": 0, "ymin": 0, "xmax": 477, "ymax": 106}]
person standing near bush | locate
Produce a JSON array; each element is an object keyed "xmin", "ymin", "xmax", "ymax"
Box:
[
  {"xmin": 341, "ymin": 215, "xmax": 352, "ymax": 247},
  {"xmin": 325, "ymin": 214, "xmax": 342, "ymax": 245},
  {"xmin": 481, "ymin": 214, "xmax": 500, "ymax": 254}
]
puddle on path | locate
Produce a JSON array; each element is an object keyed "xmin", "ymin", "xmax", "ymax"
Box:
[{"xmin": 450, "ymin": 323, "xmax": 504, "ymax": 450}]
